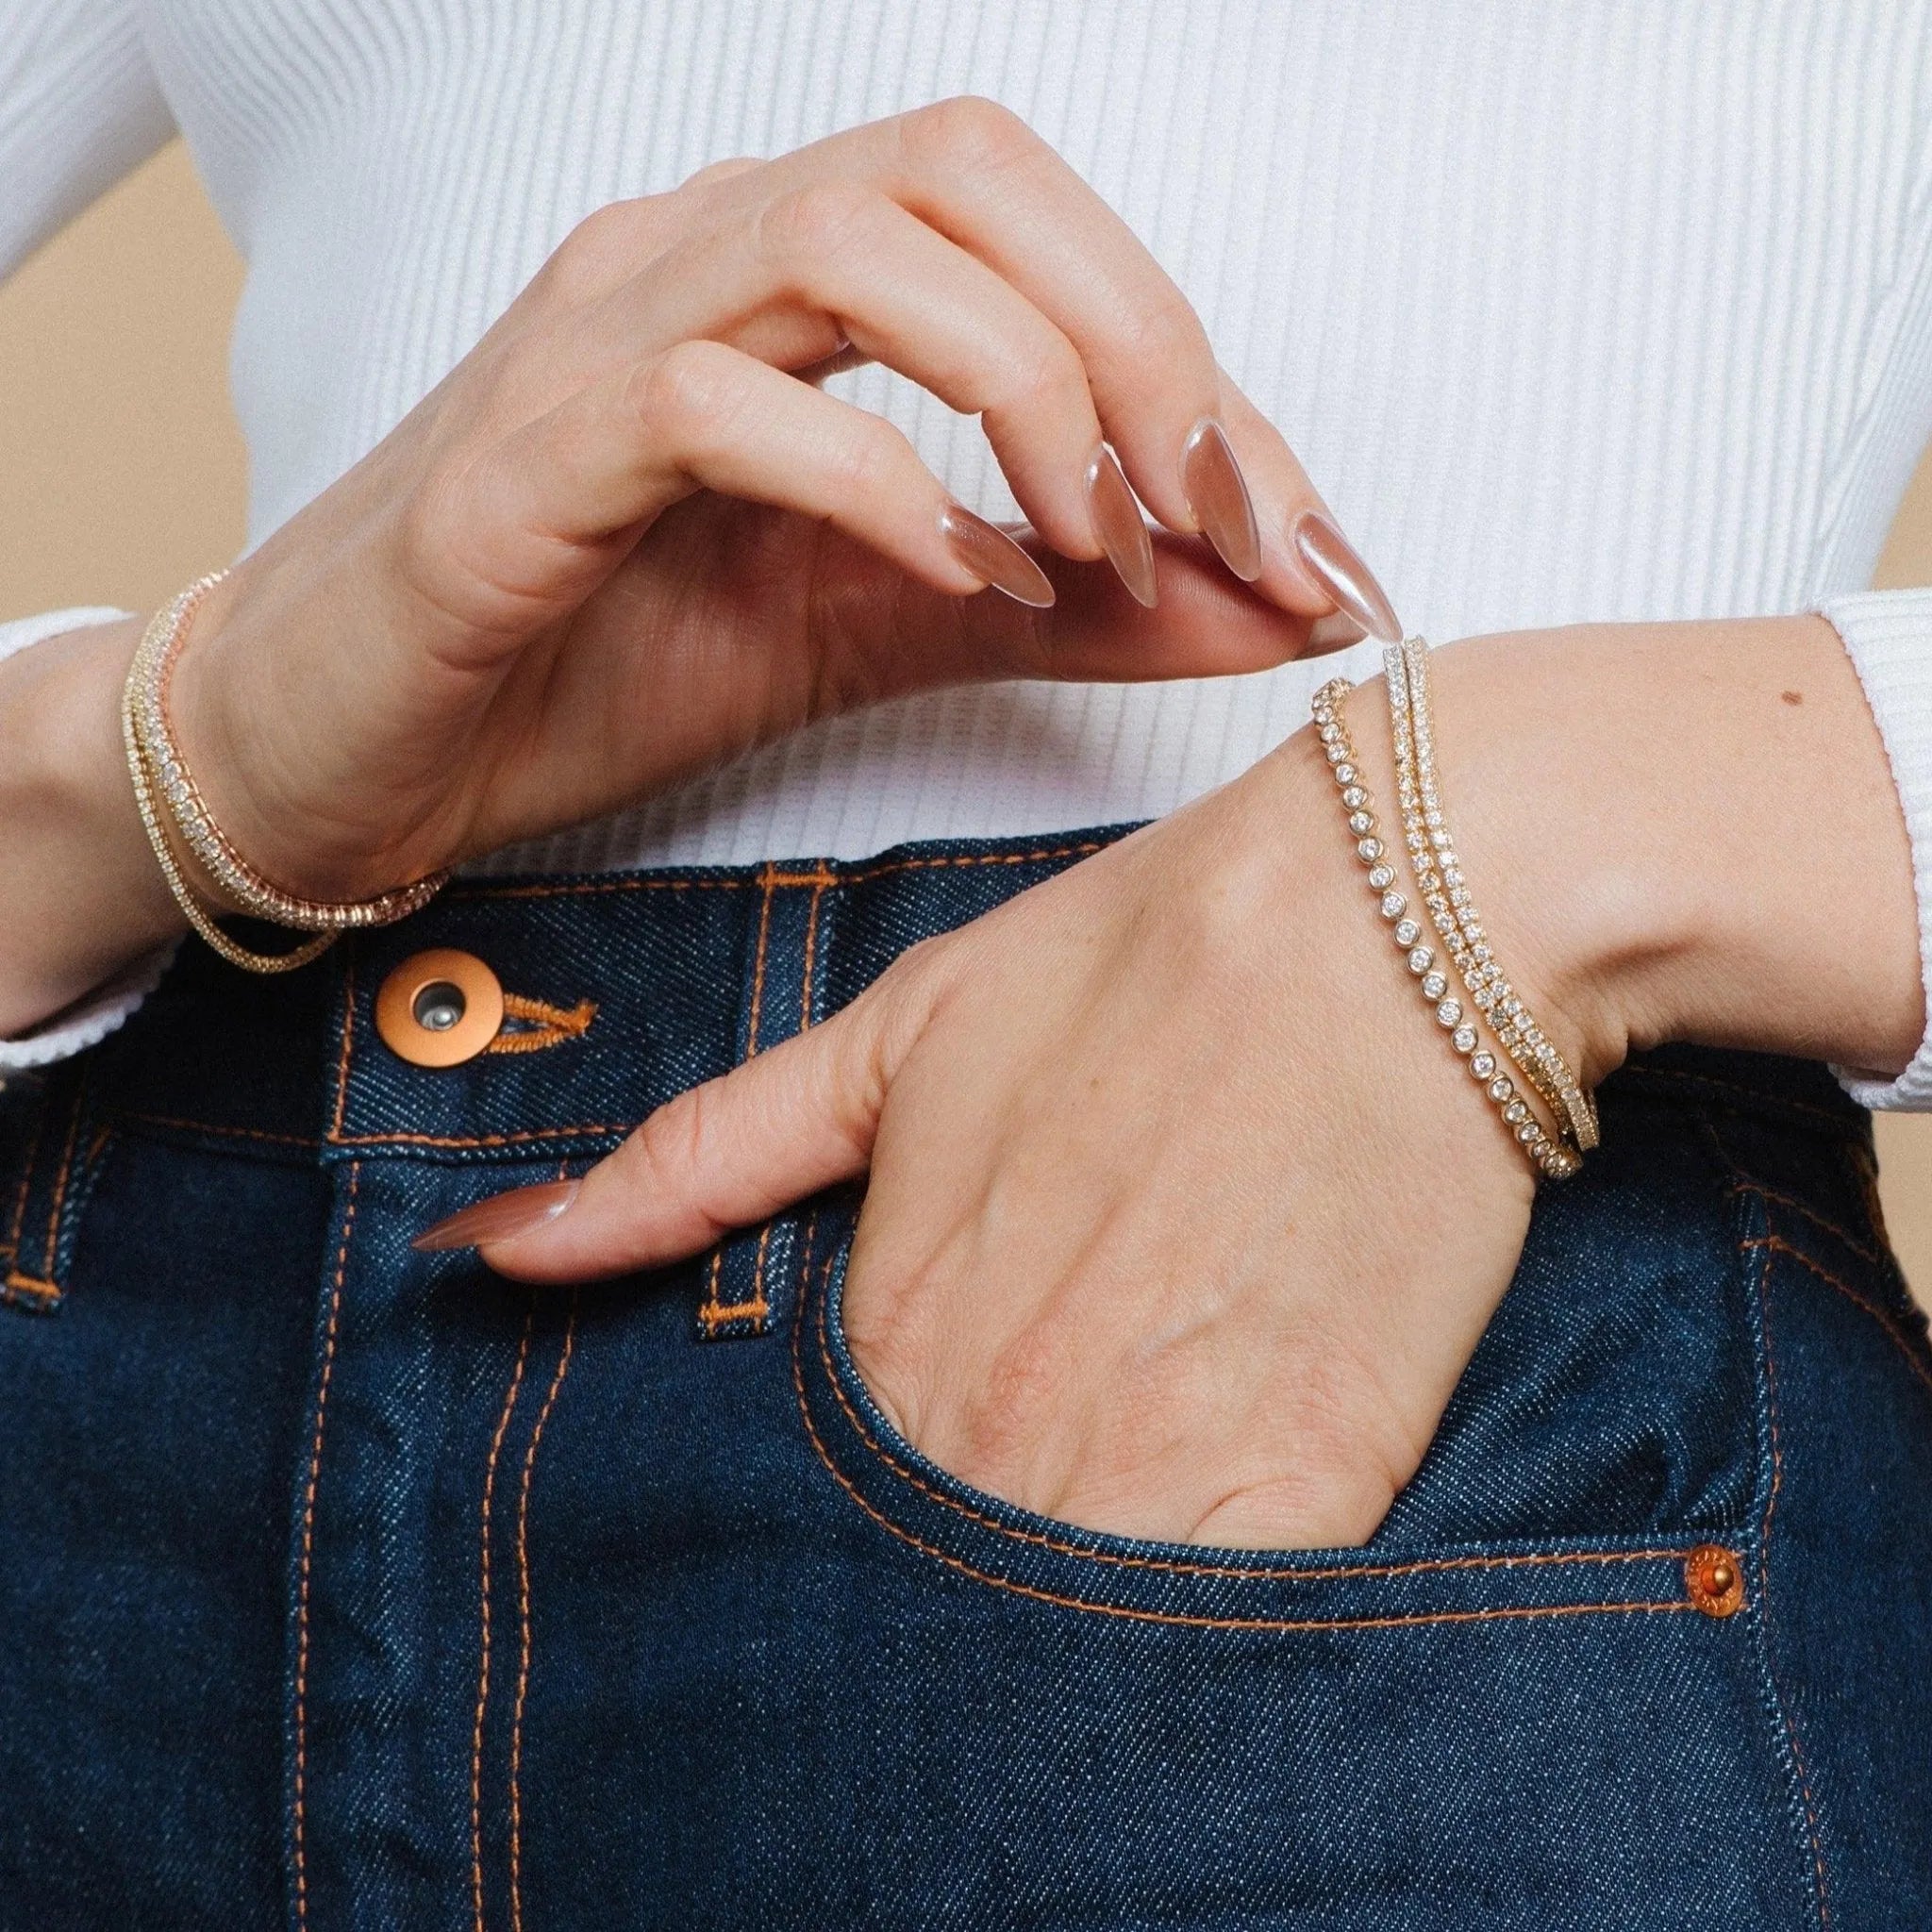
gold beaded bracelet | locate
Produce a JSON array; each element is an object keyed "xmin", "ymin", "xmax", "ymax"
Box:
[
  {"xmin": 1310, "ymin": 669, "xmax": 1582, "ymax": 1182},
  {"xmin": 123, "ymin": 574, "xmax": 451, "ymax": 972},
  {"xmin": 1389, "ymin": 640, "xmax": 1599, "ymax": 1153}
]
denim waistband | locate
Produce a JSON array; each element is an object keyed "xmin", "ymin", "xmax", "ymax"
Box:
[{"xmin": 64, "ymin": 825, "xmax": 1868, "ymax": 1170}]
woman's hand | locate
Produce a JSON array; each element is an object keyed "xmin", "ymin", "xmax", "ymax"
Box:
[
  {"xmin": 160, "ymin": 97, "xmax": 1385, "ymax": 905},
  {"xmin": 459, "ymin": 698, "xmax": 1551, "ymax": 1548},
  {"xmin": 446, "ymin": 613, "xmax": 1924, "ymax": 1550}
]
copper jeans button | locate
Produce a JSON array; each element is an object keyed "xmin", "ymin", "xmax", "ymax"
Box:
[{"xmin": 375, "ymin": 949, "xmax": 505, "ymax": 1067}]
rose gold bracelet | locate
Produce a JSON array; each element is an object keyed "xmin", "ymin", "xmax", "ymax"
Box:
[
  {"xmin": 1389, "ymin": 640, "xmax": 1599, "ymax": 1154},
  {"xmin": 124, "ymin": 574, "xmax": 450, "ymax": 951},
  {"xmin": 1311, "ymin": 668, "xmax": 1581, "ymax": 1182}
]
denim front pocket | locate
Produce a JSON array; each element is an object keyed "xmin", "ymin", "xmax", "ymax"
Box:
[{"xmin": 792, "ymin": 1095, "xmax": 1761, "ymax": 1631}]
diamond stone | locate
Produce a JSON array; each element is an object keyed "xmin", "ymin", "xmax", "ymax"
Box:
[
  {"xmin": 1489, "ymin": 1076, "xmax": 1514, "ymax": 1103},
  {"xmin": 1470, "ymin": 1053, "xmax": 1497, "ymax": 1079},
  {"xmin": 1348, "ymin": 810, "xmax": 1374, "ymax": 837},
  {"xmin": 1452, "ymin": 1024, "xmax": 1478, "ymax": 1053},
  {"xmin": 1421, "ymin": 971, "xmax": 1447, "ymax": 1000},
  {"xmin": 1436, "ymin": 999, "xmax": 1464, "ymax": 1028},
  {"xmin": 1368, "ymin": 864, "xmax": 1395, "ymax": 891},
  {"xmin": 1503, "ymin": 1099, "xmax": 1530, "ymax": 1124},
  {"xmin": 1393, "ymin": 918, "xmax": 1422, "ymax": 946},
  {"xmin": 1380, "ymin": 891, "xmax": 1407, "ymax": 920},
  {"xmin": 1357, "ymin": 837, "xmax": 1383, "ymax": 863},
  {"xmin": 1341, "ymin": 786, "xmax": 1367, "ymax": 809},
  {"xmin": 1407, "ymin": 946, "xmax": 1435, "ymax": 974}
]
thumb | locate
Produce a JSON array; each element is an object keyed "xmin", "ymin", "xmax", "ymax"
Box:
[{"xmin": 422, "ymin": 950, "xmax": 940, "ymax": 1283}]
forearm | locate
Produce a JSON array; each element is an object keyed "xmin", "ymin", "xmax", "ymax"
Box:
[
  {"xmin": 1424, "ymin": 615, "xmax": 1923, "ymax": 1091},
  {"xmin": 0, "ymin": 616, "xmax": 188, "ymax": 1039}
]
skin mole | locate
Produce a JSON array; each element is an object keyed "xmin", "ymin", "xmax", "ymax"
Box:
[{"xmin": 1781, "ymin": 690, "xmax": 1804, "ymax": 705}]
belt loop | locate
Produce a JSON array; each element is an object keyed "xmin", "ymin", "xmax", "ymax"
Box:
[
  {"xmin": 2, "ymin": 1061, "xmax": 103, "ymax": 1313},
  {"xmin": 697, "ymin": 863, "xmax": 835, "ymax": 1341}
]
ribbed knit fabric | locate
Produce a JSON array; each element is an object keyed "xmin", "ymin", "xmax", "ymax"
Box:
[{"xmin": 7, "ymin": 1, "xmax": 1932, "ymax": 1103}]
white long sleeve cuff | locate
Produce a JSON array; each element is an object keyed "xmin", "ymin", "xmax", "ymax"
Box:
[
  {"xmin": 1823, "ymin": 591, "xmax": 1932, "ymax": 1112},
  {"xmin": 0, "ymin": 606, "xmax": 174, "ymax": 1074}
]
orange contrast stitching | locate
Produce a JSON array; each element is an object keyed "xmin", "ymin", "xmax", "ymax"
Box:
[
  {"xmin": 35, "ymin": 1079, "xmax": 84, "ymax": 1281},
  {"xmin": 114, "ymin": 1111, "xmax": 323, "ymax": 1149},
  {"xmin": 808, "ymin": 1254, "xmax": 1684, "ymax": 1587},
  {"xmin": 701, "ymin": 869, "xmax": 777, "ymax": 1330},
  {"xmin": 1618, "ymin": 1063, "xmax": 1857, "ymax": 1131},
  {"xmin": 508, "ymin": 1295, "xmax": 577, "ymax": 1932},
  {"xmin": 1, "ymin": 1270, "xmax": 59, "ymax": 1307},
  {"xmin": 4, "ymin": 1102, "xmax": 45, "ymax": 1265},
  {"xmin": 484, "ymin": 996, "xmax": 598, "ymax": 1058},
  {"xmin": 1751, "ymin": 1228, "xmax": 1834, "ymax": 1924},
  {"xmin": 472, "ymin": 1310, "xmax": 534, "ymax": 1932},
  {"xmin": 1743, "ymin": 1235, "xmax": 1932, "ymax": 1401},
  {"xmin": 332, "ymin": 1123, "xmax": 642, "ymax": 1150},
  {"xmin": 330, "ymin": 954, "xmax": 357, "ymax": 1141},
  {"xmin": 1703, "ymin": 1117, "xmax": 1888, "ymax": 1269},
  {"xmin": 1743, "ymin": 1186, "xmax": 1887, "ymax": 1270},
  {"xmin": 792, "ymin": 1302, "xmax": 1691, "ymax": 1631},
  {"xmin": 454, "ymin": 841, "xmax": 1108, "ymax": 905},
  {"xmin": 292, "ymin": 1162, "xmax": 358, "ymax": 1932}
]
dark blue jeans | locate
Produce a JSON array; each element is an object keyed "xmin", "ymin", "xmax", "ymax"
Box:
[{"xmin": 3, "ymin": 827, "xmax": 1930, "ymax": 1928}]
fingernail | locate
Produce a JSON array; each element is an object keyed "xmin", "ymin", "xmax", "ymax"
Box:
[
  {"xmin": 1084, "ymin": 446, "xmax": 1157, "ymax": 608},
  {"xmin": 1306, "ymin": 610, "xmax": 1369, "ymax": 653},
  {"xmin": 1291, "ymin": 508, "xmax": 1404, "ymax": 643},
  {"xmin": 413, "ymin": 1179, "xmax": 579, "ymax": 1253},
  {"xmin": 939, "ymin": 504, "xmax": 1056, "ymax": 608},
  {"xmin": 1180, "ymin": 418, "xmax": 1261, "ymax": 582}
]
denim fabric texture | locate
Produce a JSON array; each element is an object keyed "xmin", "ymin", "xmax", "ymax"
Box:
[{"xmin": 1, "ymin": 826, "xmax": 1929, "ymax": 1928}]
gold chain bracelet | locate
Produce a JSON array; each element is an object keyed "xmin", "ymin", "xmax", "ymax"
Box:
[
  {"xmin": 1389, "ymin": 640, "xmax": 1599, "ymax": 1154},
  {"xmin": 1310, "ymin": 668, "xmax": 1582, "ymax": 1182},
  {"xmin": 123, "ymin": 573, "xmax": 450, "ymax": 972}
]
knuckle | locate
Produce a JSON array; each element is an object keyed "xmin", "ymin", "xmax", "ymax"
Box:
[
  {"xmin": 625, "ymin": 340, "xmax": 742, "ymax": 444},
  {"xmin": 1113, "ymin": 293, "xmax": 1209, "ymax": 378},
  {"xmin": 755, "ymin": 181, "xmax": 877, "ymax": 272},
  {"xmin": 903, "ymin": 94, "xmax": 1039, "ymax": 177},
  {"xmin": 987, "ymin": 324, "xmax": 1090, "ymax": 424},
  {"xmin": 541, "ymin": 197, "xmax": 660, "ymax": 303},
  {"xmin": 828, "ymin": 416, "xmax": 915, "ymax": 503}
]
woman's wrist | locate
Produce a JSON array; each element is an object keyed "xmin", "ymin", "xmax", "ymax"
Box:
[
  {"xmin": 1424, "ymin": 616, "xmax": 1924, "ymax": 1090},
  {"xmin": 0, "ymin": 614, "xmax": 189, "ymax": 1037}
]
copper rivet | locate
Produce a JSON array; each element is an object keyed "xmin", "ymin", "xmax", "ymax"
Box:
[
  {"xmin": 375, "ymin": 949, "xmax": 505, "ymax": 1068},
  {"xmin": 1685, "ymin": 1543, "xmax": 1745, "ymax": 1620}
]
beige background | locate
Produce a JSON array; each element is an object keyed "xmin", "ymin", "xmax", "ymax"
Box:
[{"xmin": 4, "ymin": 142, "xmax": 1931, "ymax": 1288}]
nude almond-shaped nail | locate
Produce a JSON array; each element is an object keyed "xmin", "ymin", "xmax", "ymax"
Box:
[
  {"xmin": 1084, "ymin": 446, "xmax": 1158, "ymax": 608},
  {"xmin": 1180, "ymin": 418, "xmax": 1262, "ymax": 582},
  {"xmin": 938, "ymin": 504, "xmax": 1056, "ymax": 608},
  {"xmin": 1291, "ymin": 508, "xmax": 1404, "ymax": 643},
  {"xmin": 413, "ymin": 1179, "xmax": 579, "ymax": 1253}
]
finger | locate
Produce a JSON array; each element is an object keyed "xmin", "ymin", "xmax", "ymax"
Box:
[
  {"xmin": 413, "ymin": 340, "xmax": 1052, "ymax": 645},
  {"xmin": 759, "ymin": 100, "xmax": 1353, "ymax": 612},
  {"xmin": 583, "ymin": 185, "xmax": 1110, "ymax": 561},
  {"xmin": 445, "ymin": 961, "xmax": 938, "ymax": 1283}
]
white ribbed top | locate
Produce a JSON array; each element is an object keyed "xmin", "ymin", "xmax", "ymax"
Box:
[{"xmin": 7, "ymin": 0, "xmax": 1932, "ymax": 1103}]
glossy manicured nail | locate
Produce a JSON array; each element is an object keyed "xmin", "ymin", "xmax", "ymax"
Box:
[
  {"xmin": 413, "ymin": 1179, "xmax": 579, "ymax": 1253},
  {"xmin": 939, "ymin": 503, "xmax": 1056, "ymax": 608},
  {"xmin": 1084, "ymin": 446, "xmax": 1158, "ymax": 608},
  {"xmin": 1291, "ymin": 508, "xmax": 1404, "ymax": 643},
  {"xmin": 1306, "ymin": 610, "xmax": 1370, "ymax": 653},
  {"xmin": 1180, "ymin": 418, "xmax": 1261, "ymax": 582}
]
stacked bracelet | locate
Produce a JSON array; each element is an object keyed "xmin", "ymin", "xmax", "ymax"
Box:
[
  {"xmin": 123, "ymin": 573, "xmax": 450, "ymax": 973},
  {"xmin": 1391, "ymin": 640, "xmax": 1599, "ymax": 1153},
  {"xmin": 1310, "ymin": 667, "xmax": 1585, "ymax": 1182}
]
